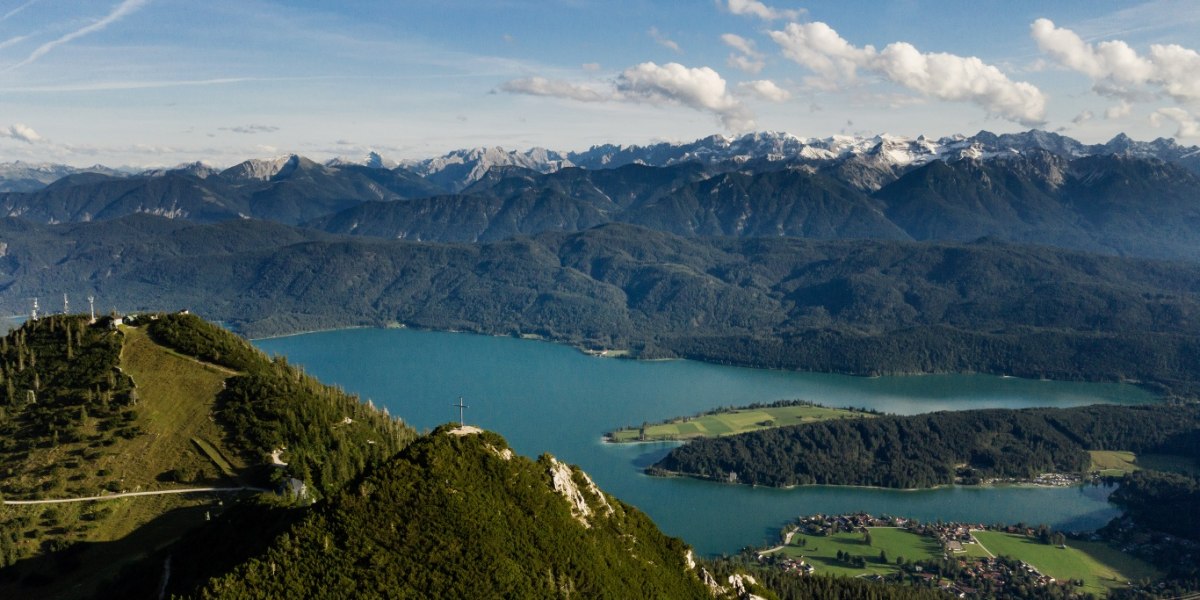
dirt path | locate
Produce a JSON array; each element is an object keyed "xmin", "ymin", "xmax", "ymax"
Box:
[
  {"xmin": 2, "ymin": 487, "xmax": 267, "ymax": 505},
  {"xmin": 971, "ymin": 531, "xmax": 996, "ymax": 558}
]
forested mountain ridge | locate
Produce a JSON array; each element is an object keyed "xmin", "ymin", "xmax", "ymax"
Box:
[
  {"xmin": 650, "ymin": 403, "xmax": 1200, "ymax": 488},
  {"xmin": 106, "ymin": 426, "xmax": 716, "ymax": 599},
  {"xmin": 5, "ymin": 217, "xmax": 1200, "ymax": 394},
  {"xmin": 0, "ymin": 314, "xmax": 765, "ymax": 599}
]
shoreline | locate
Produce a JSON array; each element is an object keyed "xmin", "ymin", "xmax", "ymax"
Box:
[
  {"xmin": 249, "ymin": 324, "xmax": 372, "ymax": 342},
  {"xmin": 647, "ymin": 470, "xmax": 1111, "ymax": 493},
  {"xmin": 239, "ymin": 323, "xmax": 1166, "ymax": 397}
]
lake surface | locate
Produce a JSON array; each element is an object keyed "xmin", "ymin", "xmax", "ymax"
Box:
[{"xmin": 256, "ymin": 327, "xmax": 1156, "ymax": 555}]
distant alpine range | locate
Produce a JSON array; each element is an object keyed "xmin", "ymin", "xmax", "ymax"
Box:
[
  {"xmin": 3, "ymin": 129, "xmax": 1199, "ymax": 262},
  {"xmin": 4, "ymin": 128, "xmax": 1200, "ymax": 395}
]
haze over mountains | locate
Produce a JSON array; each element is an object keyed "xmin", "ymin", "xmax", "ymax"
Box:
[{"xmin": 2, "ymin": 129, "xmax": 1199, "ymax": 261}]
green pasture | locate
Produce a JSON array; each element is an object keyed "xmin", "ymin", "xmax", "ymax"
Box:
[
  {"xmin": 609, "ymin": 404, "xmax": 868, "ymax": 442},
  {"xmin": 776, "ymin": 527, "xmax": 941, "ymax": 577},
  {"xmin": 1088, "ymin": 450, "xmax": 1198, "ymax": 477},
  {"xmin": 972, "ymin": 531, "xmax": 1159, "ymax": 597}
]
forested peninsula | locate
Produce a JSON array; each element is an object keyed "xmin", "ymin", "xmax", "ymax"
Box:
[{"xmin": 649, "ymin": 404, "xmax": 1200, "ymax": 489}]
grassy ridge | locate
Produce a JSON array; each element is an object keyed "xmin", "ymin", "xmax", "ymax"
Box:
[{"xmin": 0, "ymin": 318, "xmax": 254, "ymax": 597}]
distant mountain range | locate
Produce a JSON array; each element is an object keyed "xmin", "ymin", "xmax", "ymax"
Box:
[{"xmin": 3, "ymin": 129, "xmax": 1199, "ymax": 260}]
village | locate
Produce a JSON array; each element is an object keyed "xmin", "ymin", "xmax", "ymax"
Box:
[{"xmin": 762, "ymin": 513, "xmax": 1093, "ymax": 598}]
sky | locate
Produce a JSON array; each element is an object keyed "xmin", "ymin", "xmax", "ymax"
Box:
[{"xmin": 0, "ymin": 0, "xmax": 1198, "ymax": 167}]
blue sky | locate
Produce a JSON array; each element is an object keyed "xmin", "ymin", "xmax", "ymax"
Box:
[{"xmin": 0, "ymin": 0, "xmax": 1198, "ymax": 166}]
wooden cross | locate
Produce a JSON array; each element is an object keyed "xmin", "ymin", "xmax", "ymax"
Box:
[{"xmin": 453, "ymin": 397, "xmax": 468, "ymax": 426}]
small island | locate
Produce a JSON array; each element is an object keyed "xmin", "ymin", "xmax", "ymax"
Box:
[{"xmin": 606, "ymin": 400, "xmax": 875, "ymax": 443}]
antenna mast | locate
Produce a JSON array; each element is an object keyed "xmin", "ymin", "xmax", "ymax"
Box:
[
  {"xmin": 31, "ymin": 297, "xmax": 38, "ymax": 321},
  {"xmin": 63, "ymin": 293, "xmax": 69, "ymax": 315},
  {"xmin": 88, "ymin": 296, "xmax": 96, "ymax": 323}
]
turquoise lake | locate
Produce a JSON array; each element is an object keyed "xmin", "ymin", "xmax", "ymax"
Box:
[{"xmin": 255, "ymin": 327, "xmax": 1157, "ymax": 556}]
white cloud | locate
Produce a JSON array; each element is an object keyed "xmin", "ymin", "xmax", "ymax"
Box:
[
  {"xmin": 722, "ymin": 33, "xmax": 764, "ymax": 73},
  {"xmin": 770, "ymin": 21, "xmax": 1046, "ymax": 126},
  {"xmin": 0, "ymin": 35, "xmax": 29, "ymax": 51},
  {"xmin": 1105, "ymin": 100, "xmax": 1133, "ymax": 119},
  {"xmin": 0, "ymin": 123, "xmax": 42, "ymax": 143},
  {"xmin": 1149, "ymin": 107, "xmax": 1200, "ymax": 138},
  {"xmin": 499, "ymin": 76, "xmax": 609, "ymax": 103},
  {"xmin": 581, "ymin": 62, "xmax": 601, "ymax": 72},
  {"xmin": 720, "ymin": 33, "xmax": 756, "ymax": 56},
  {"xmin": 649, "ymin": 27, "xmax": 681, "ymax": 53},
  {"xmin": 1031, "ymin": 18, "xmax": 1200, "ymax": 104},
  {"xmin": 1072, "ymin": 110, "xmax": 1094, "ymax": 124},
  {"xmin": 1, "ymin": 0, "xmax": 41, "ymax": 23},
  {"xmin": 617, "ymin": 62, "xmax": 753, "ymax": 130},
  {"xmin": 723, "ymin": 0, "xmax": 803, "ymax": 21},
  {"xmin": 500, "ymin": 62, "xmax": 754, "ymax": 131},
  {"xmin": 4, "ymin": 0, "xmax": 151, "ymax": 72},
  {"xmin": 727, "ymin": 54, "xmax": 764, "ymax": 74},
  {"xmin": 1148, "ymin": 44, "xmax": 1200, "ymax": 103},
  {"xmin": 738, "ymin": 79, "xmax": 790, "ymax": 102},
  {"xmin": 769, "ymin": 22, "xmax": 873, "ymax": 83},
  {"xmin": 221, "ymin": 124, "xmax": 280, "ymax": 135}
]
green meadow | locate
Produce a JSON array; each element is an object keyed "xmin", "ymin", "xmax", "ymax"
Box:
[
  {"xmin": 773, "ymin": 527, "xmax": 941, "ymax": 578},
  {"xmin": 608, "ymin": 403, "xmax": 868, "ymax": 442},
  {"xmin": 972, "ymin": 531, "xmax": 1159, "ymax": 597}
]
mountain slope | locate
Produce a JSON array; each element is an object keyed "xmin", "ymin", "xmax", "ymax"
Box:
[
  {"xmin": 309, "ymin": 189, "xmax": 610, "ymax": 242},
  {"xmin": 0, "ymin": 313, "xmax": 415, "ymax": 598},
  {"xmin": 637, "ymin": 169, "xmax": 908, "ymax": 239},
  {"xmin": 147, "ymin": 426, "xmax": 711, "ymax": 599}
]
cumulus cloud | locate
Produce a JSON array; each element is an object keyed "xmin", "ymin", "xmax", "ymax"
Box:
[
  {"xmin": 1072, "ymin": 110, "xmax": 1095, "ymax": 124},
  {"xmin": 1031, "ymin": 18, "xmax": 1200, "ymax": 104},
  {"xmin": 724, "ymin": 0, "xmax": 803, "ymax": 21},
  {"xmin": 739, "ymin": 79, "xmax": 791, "ymax": 102},
  {"xmin": 0, "ymin": 123, "xmax": 42, "ymax": 143},
  {"xmin": 649, "ymin": 27, "xmax": 681, "ymax": 53},
  {"xmin": 499, "ymin": 76, "xmax": 609, "ymax": 103},
  {"xmin": 769, "ymin": 21, "xmax": 1046, "ymax": 126},
  {"xmin": 1150, "ymin": 107, "xmax": 1200, "ymax": 138},
  {"xmin": 722, "ymin": 33, "xmax": 764, "ymax": 73},
  {"xmin": 221, "ymin": 124, "xmax": 280, "ymax": 134},
  {"xmin": 500, "ymin": 62, "xmax": 753, "ymax": 131},
  {"xmin": 617, "ymin": 62, "xmax": 753, "ymax": 129},
  {"xmin": 4, "ymin": 0, "xmax": 151, "ymax": 72}
]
